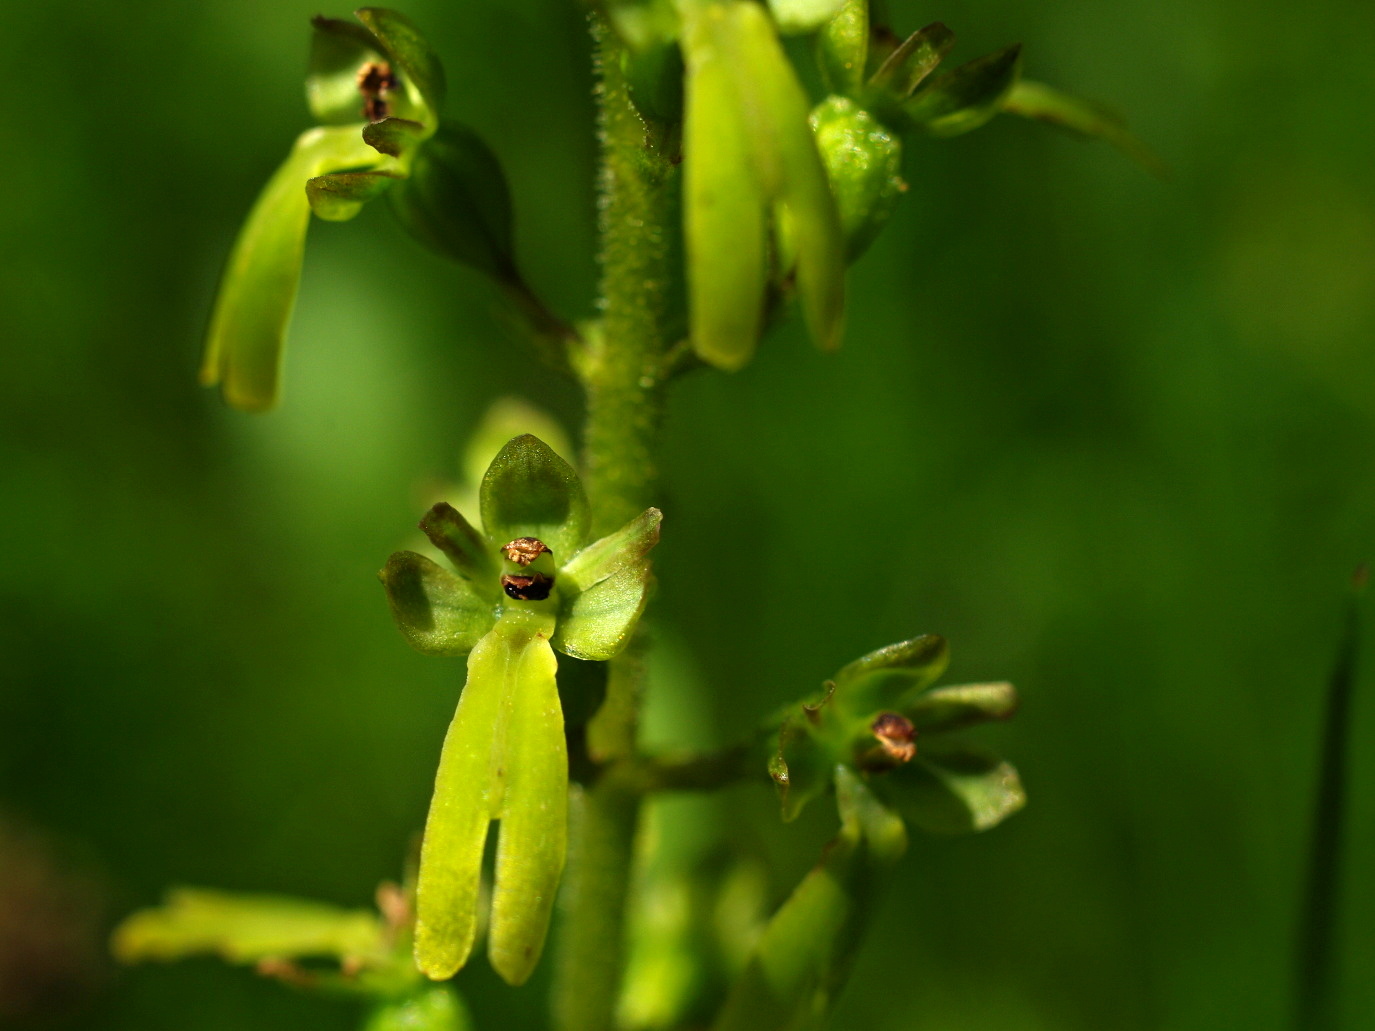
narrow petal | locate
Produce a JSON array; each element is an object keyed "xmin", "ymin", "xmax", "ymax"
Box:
[
  {"xmin": 488, "ymin": 633, "xmax": 567, "ymax": 985},
  {"xmin": 560, "ymin": 507, "xmax": 662, "ymax": 594},
  {"xmin": 413, "ymin": 629, "xmax": 510, "ymax": 979}
]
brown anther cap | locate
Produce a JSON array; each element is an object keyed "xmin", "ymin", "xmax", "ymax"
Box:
[
  {"xmin": 871, "ymin": 712, "xmax": 917, "ymax": 764},
  {"xmin": 502, "ymin": 537, "xmax": 551, "ymax": 566}
]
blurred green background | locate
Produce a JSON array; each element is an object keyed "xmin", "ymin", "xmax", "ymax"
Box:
[{"xmin": 4, "ymin": 0, "xmax": 1374, "ymax": 1028}]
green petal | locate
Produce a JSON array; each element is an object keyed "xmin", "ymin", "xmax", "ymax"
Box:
[
  {"xmin": 480, "ymin": 435, "xmax": 589, "ymax": 561},
  {"xmin": 728, "ymin": 3, "xmax": 845, "ymax": 351},
  {"xmin": 111, "ymin": 888, "xmax": 382, "ymax": 965},
  {"xmin": 768, "ymin": 0, "xmax": 847, "ymax": 35},
  {"xmin": 306, "ymin": 16, "xmax": 387, "ymax": 125},
  {"xmin": 489, "ymin": 633, "xmax": 567, "ymax": 985},
  {"xmin": 414, "ymin": 628, "xmax": 510, "ymax": 979},
  {"xmin": 363, "ymin": 986, "xmax": 473, "ymax": 1031},
  {"xmin": 867, "ymin": 22, "xmax": 954, "ymax": 99},
  {"xmin": 683, "ymin": 5, "xmax": 768, "ymax": 371},
  {"xmin": 553, "ymin": 562, "xmax": 652, "ymax": 661},
  {"xmin": 816, "ymin": 0, "xmax": 867, "ymax": 96},
  {"xmin": 907, "ymin": 681, "xmax": 1018, "ymax": 734},
  {"xmin": 831, "ymin": 634, "xmax": 949, "ymax": 715},
  {"xmin": 420, "ymin": 501, "xmax": 497, "ymax": 588},
  {"xmin": 363, "ymin": 116, "xmax": 429, "ymax": 158},
  {"xmin": 380, "ymin": 552, "xmax": 495, "ymax": 656},
  {"xmin": 356, "ymin": 7, "xmax": 446, "ymax": 122},
  {"xmin": 1001, "ymin": 79, "xmax": 1167, "ymax": 177},
  {"xmin": 887, "ymin": 743, "xmax": 1026, "ymax": 834},
  {"xmin": 560, "ymin": 507, "xmax": 662, "ymax": 594},
  {"xmin": 200, "ymin": 125, "xmax": 384, "ymax": 411},
  {"xmin": 905, "ymin": 43, "xmax": 1022, "ymax": 138},
  {"xmin": 306, "ymin": 169, "xmax": 401, "ymax": 221}
]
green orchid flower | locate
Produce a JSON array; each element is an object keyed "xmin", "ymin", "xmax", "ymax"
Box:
[
  {"xmin": 769, "ymin": 634, "xmax": 1025, "ymax": 834},
  {"xmin": 202, "ymin": 9, "xmax": 518, "ymax": 411},
  {"xmin": 380, "ymin": 434, "xmax": 661, "ymax": 985}
]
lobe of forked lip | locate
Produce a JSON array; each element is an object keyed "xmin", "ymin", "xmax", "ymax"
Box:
[{"xmin": 502, "ymin": 537, "xmax": 551, "ymax": 566}]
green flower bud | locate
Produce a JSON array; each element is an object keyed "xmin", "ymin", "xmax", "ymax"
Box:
[{"xmin": 810, "ymin": 96, "xmax": 905, "ymax": 260}]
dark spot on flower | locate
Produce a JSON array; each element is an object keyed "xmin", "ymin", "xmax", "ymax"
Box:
[
  {"xmin": 357, "ymin": 61, "xmax": 396, "ymax": 122},
  {"xmin": 502, "ymin": 573, "xmax": 553, "ymax": 601},
  {"xmin": 870, "ymin": 712, "xmax": 916, "ymax": 764}
]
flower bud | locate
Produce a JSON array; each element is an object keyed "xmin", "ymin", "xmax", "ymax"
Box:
[{"xmin": 810, "ymin": 96, "xmax": 904, "ymax": 260}]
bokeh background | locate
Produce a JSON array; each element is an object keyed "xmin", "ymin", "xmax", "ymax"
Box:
[{"xmin": 5, "ymin": 0, "xmax": 1375, "ymax": 1028}]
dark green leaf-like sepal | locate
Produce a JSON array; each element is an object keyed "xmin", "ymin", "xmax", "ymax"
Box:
[
  {"xmin": 480, "ymin": 435, "xmax": 589, "ymax": 562},
  {"xmin": 356, "ymin": 7, "xmax": 446, "ymax": 120},
  {"xmin": 907, "ymin": 680, "xmax": 1018, "ymax": 734},
  {"xmin": 832, "ymin": 633, "xmax": 948, "ymax": 714},
  {"xmin": 306, "ymin": 169, "xmax": 401, "ymax": 221},
  {"xmin": 387, "ymin": 122, "xmax": 517, "ymax": 280},
  {"xmin": 885, "ymin": 743, "xmax": 1026, "ymax": 834},
  {"xmin": 380, "ymin": 552, "xmax": 495, "ymax": 656},
  {"xmin": 905, "ymin": 43, "xmax": 1023, "ymax": 137},
  {"xmin": 111, "ymin": 888, "xmax": 384, "ymax": 965}
]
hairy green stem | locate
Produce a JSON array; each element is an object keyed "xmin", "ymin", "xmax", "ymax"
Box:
[{"xmin": 553, "ymin": 16, "xmax": 680, "ymax": 1031}]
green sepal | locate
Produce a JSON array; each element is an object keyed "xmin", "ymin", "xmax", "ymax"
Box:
[
  {"xmin": 200, "ymin": 125, "xmax": 385, "ymax": 411},
  {"xmin": 561, "ymin": 507, "xmax": 662, "ymax": 594},
  {"xmin": 907, "ymin": 681, "xmax": 1018, "ymax": 734},
  {"xmin": 307, "ymin": 16, "xmax": 388, "ymax": 125},
  {"xmin": 362, "ymin": 986, "xmax": 473, "ymax": 1031},
  {"xmin": 364, "ymin": 116, "xmax": 429, "ymax": 157},
  {"xmin": 306, "ymin": 169, "xmax": 401, "ymax": 221},
  {"xmin": 905, "ymin": 43, "xmax": 1022, "ymax": 137},
  {"xmin": 488, "ymin": 630, "xmax": 567, "ymax": 985},
  {"xmin": 816, "ymin": 0, "xmax": 867, "ymax": 96},
  {"xmin": 420, "ymin": 502, "xmax": 497, "ymax": 588},
  {"xmin": 380, "ymin": 552, "xmax": 495, "ymax": 657},
  {"xmin": 728, "ymin": 3, "xmax": 845, "ymax": 352},
  {"xmin": 111, "ymin": 888, "xmax": 383, "ymax": 965},
  {"xmin": 683, "ymin": 5, "xmax": 768, "ymax": 371},
  {"xmin": 885, "ymin": 742, "xmax": 1025, "ymax": 834},
  {"xmin": 554, "ymin": 562, "xmax": 652, "ymax": 661},
  {"xmin": 768, "ymin": 0, "xmax": 848, "ymax": 35},
  {"xmin": 810, "ymin": 97, "xmax": 904, "ymax": 260},
  {"xmin": 867, "ymin": 21, "xmax": 954, "ymax": 101},
  {"xmin": 356, "ymin": 8, "xmax": 446, "ymax": 122},
  {"xmin": 769, "ymin": 715, "xmax": 832, "ymax": 822},
  {"xmin": 387, "ymin": 121, "xmax": 518, "ymax": 281},
  {"xmin": 480, "ymin": 435, "xmax": 589, "ymax": 562},
  {"xmin": 713, "ymin": 769, "xmax": 905, "ymax": 1031},
  {"xmin": 831, "ymin": 634, "xmax": 948, "ymax": 715},
  {"xmin": 1001, "ymin": 79, "xmax": 1167, "ymax": 177}
]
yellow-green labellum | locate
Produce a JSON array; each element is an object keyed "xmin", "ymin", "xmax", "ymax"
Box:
[{"xmin": 413, "ymin": 612, "xmax": 566, "ymax": 984}]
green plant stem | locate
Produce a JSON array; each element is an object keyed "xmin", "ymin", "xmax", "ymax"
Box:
[{"xmin": 553, "ymin": 16, "xmax": 680, "ymax": 1031}]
